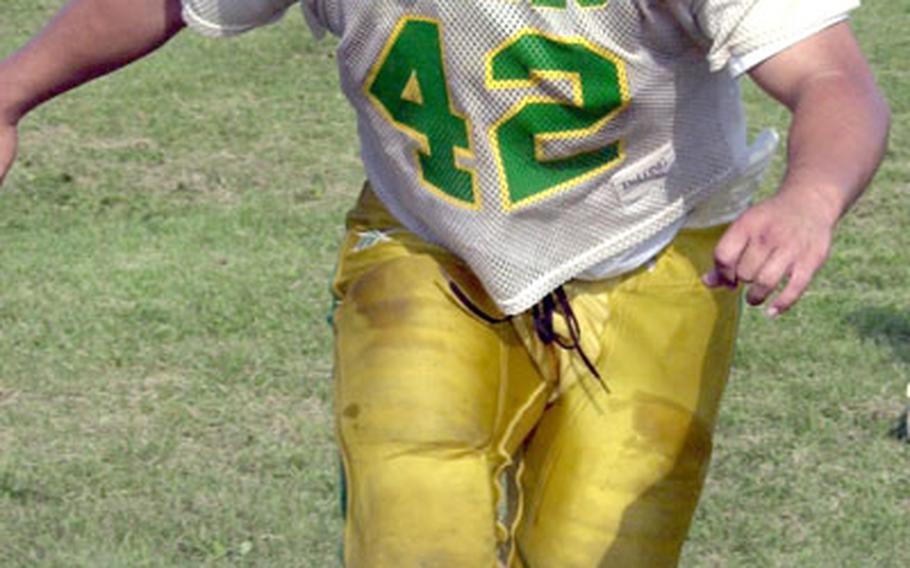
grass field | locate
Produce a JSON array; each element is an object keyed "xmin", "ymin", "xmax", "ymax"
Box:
[{"xmin": 1, "ymin": 1, "xmax": 908, "ymax": 566}]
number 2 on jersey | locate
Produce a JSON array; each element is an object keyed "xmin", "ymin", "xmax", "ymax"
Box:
[{"xmin": 365, "ymin": 17, "xmax": 630, "ymax": 210}]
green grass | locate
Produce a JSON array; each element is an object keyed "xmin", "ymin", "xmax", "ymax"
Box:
[{"xmin": 1, "ymin": 1, "xmax": 908, "ymax": 566}]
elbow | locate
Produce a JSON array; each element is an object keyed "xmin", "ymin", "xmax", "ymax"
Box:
[
  {"xmin": 844, "ymin": 75, "xmax": 893, "ymax": 165},
  {"xmin": 870, "ymin": 85, "xmax": 892, "ymax": 164}
]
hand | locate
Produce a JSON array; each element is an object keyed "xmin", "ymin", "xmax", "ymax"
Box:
[
  {"xmin": 702, "ymin": 190, "xmax": 837, "ymax": 317},
  {"xmin": 0, "ymin": 118, "xmax": 18, "ymax": 187}
]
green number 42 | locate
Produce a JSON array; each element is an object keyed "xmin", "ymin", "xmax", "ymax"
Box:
[{"xmin": 365, "ymin": 16, "xmax": 630, "ymax": 211}]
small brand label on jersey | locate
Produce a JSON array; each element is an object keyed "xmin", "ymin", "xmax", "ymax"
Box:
[{"xmin": 610, "ymin": 146, "xmax": 674, "ymax": 205}]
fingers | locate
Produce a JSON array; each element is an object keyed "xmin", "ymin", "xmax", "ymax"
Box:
[
  {"xmin": 703, "ymin": 221, "xmax": 774, "ymax": 291},
  {"xmin": 706, "ymin": 241, "xmax": 827, "ymax": 318},
  {"xmin": 710, "ymin": 223, "xmax": 749, "ymax": 285},
  {"xmin": 702, "ymin": 212, "xmax": 831, "ymax": 317},
  {"xmin": 768, "ymin": 239, "xmax": 830, "ymax": 315},
  {"xmin": 766, "ymin": 268, "xmax": 813, "ymax": 318},
  {"xmin": 744, "ymin": 248, "xmax": 791, "ymax": 307},
  {"xmin": 756, "ymin": 236, "xmax": 829, "ymax": 316}
]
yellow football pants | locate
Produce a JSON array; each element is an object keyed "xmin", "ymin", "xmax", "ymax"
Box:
[{"xmin": 331, "ymin": 187, "xmax": 741, "ymax": 567}]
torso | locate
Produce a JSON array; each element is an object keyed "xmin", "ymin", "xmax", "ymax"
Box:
[{"xmin": 329, "ymin": 0, "xmax": 752, "ymax": 313}]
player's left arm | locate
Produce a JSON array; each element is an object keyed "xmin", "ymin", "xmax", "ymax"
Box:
[{"xmin": 703, "ymin": 22, "xmax": 890, "ymax": 316}]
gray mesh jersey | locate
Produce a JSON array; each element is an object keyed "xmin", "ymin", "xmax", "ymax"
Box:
[{"xmin": 183, "ymin": 0, "xmax": 858, "ymax": 314}]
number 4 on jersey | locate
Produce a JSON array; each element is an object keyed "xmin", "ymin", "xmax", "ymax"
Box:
[{"xmin": 365, "ymin": 18, "xmax": 480, "ymax": 208}]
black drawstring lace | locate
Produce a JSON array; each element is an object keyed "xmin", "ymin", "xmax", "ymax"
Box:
[
  {"xmin": 447, "ymin": 280, "xmax": 606, "ymax": 392},
  {"xmin": 447, "ymin": 279, "xmax": 511, "ymax": 325},
  {"xmin": 530, "ymin": 287, "xmax": 604, "ymax": 389}
]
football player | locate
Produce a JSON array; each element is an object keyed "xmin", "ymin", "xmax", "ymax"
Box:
[{"xmin": 0, "ymin": 1, "xmax": 889, "ymax": 566}]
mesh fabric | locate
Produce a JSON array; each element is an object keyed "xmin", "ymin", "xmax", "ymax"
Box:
[{"xmin": 183, "ymin": 0, "xmax": 858, "ymax": 314}]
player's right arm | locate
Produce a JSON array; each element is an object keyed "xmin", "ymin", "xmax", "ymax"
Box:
[{"xmin": 0, "ymin": 0, "xmax": 187, "ymax": 185}]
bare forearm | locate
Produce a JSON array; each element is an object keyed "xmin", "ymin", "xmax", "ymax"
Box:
[
  {"xmin": 708, "ymin": 22, "xmax": 890, "ymax": 315},
  {"xmin": 0, "ymin": 0, "xmax": 186, "ymax": 124},
  {"xmin": 779, "ymin": 71, "xmax": 891, "ymax": 225}
]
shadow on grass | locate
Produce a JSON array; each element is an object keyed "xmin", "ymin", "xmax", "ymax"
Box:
[
  {"xmin": 0, "ymin": 471, "xmax": 58, "ymax": 505},
  {"xmin": 845, "ymin": 306, "xmax": 909, "ymax": 442},
  {"xmin": 846, "ymin": 306, "xmax": 910, "ymax": 363}
]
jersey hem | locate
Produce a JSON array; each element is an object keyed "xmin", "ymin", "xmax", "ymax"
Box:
[{"xmin": 496, "ymin": 199, "xmax": 690, "ymax": 316}]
